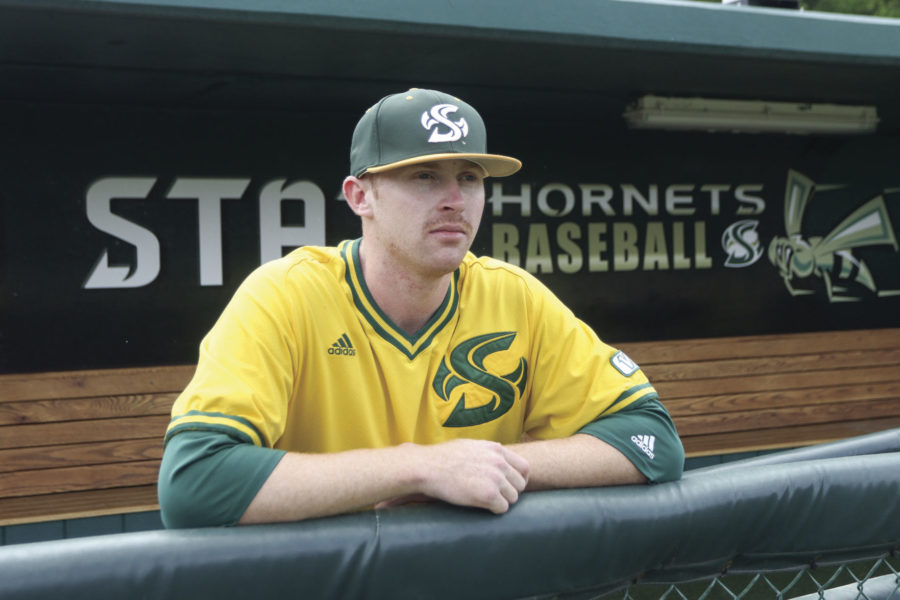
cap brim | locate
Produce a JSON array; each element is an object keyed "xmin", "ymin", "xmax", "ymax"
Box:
[{"xmin": 363, "ymin": 152, "xmax": 522, "ymax": 178}]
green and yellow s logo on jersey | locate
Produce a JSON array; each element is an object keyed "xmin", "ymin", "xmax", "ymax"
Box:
[{"xmin": 432, "ymin": 332, "xmax": 528, "ymax": 428}]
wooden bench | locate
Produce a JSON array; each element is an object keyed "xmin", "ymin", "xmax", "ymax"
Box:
[
  {"xmin": 1, "ymin": 327, "xmax": 898, "ymax": 526},
  {"xmin": 619, "ymin": 327, "xmax": 900, "ymax": 457},
  {"xmin": 0, "ymin": 365, "xmax": 195, "ymax": 527}
]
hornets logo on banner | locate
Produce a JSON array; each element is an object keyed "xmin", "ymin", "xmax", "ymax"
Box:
[{"xmin": 722, "ymin": 220, "xmax": 764, "ymax": 268}]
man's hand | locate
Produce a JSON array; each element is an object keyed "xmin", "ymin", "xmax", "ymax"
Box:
[{"xmin": 391, "ymin": 440, "xmax": 530, "ymax": 514}]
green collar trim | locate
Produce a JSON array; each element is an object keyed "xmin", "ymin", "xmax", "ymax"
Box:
[{"xmin": 341, "ymin": 238, "xmax": 460, "ymax": 359}]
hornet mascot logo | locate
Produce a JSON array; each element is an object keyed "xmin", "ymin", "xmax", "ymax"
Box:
[
  {"xmin": 432, "ymin": 332, "xmax": 528, "ymax": 427},
  {"xmin": 768, "ymin": 170, "xmax": 899, "ymax": 302}
]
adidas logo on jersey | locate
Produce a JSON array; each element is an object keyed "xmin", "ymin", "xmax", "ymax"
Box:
[
  {"xmin": 631, "ymin": 434, "xmax": 656, "ymax": 460},
  {"xmin": 328, "ymin": 333, "xmax": 356, "ymax": 356}
]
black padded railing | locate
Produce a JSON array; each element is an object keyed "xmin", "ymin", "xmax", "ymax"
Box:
[{"xmin": 1, "ymin": 429, "xmax": 898, "ymax": 600}]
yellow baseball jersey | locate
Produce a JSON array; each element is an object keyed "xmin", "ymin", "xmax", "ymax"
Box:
[{"xmin": 166, "ymin": 239, "xmax": 658, "ymax": 453}]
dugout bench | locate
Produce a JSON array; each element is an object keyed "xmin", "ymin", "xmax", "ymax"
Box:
[{"xmin": 1, "ymin": 326, "xmax": 898, "ymax": 527}]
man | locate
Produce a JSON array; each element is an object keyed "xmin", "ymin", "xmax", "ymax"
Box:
[{"xmin": 158, "ymin": 88, "xmax": 683, "ymax": 528}]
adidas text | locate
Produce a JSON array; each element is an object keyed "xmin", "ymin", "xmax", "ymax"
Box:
[
  {"xmin": 631, "ymin": 434, "xmax": 656, "ymax": 460},
  {"xmin": 328, "ymin": 347, "xmax": 356, "ymax": 356},
  {"xmin": 328, "ymin": 334, "xmax": 356, "ymax": 356}
]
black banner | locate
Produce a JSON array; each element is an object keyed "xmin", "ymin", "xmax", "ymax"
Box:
[{"xmin": 2, "ymin": 103, "xmax": 899, "ymax": 373}]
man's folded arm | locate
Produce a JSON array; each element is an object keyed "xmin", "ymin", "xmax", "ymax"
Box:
[
  {"xmin": 158, "ymin": 431, "xmax": 531, "ymax": 527},
  {"xmin": 512, "ymin": 396, "xmax": 684, "ymax": 490}
]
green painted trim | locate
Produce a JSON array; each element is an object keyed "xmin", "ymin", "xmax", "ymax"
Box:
[{"xmin": 14, "ymin": 0, "xmax": 900, "ymax": 64}]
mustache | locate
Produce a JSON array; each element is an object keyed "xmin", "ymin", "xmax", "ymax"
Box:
[{"xmin": 426, "ymin": 218, "xmax": 473, "ymax": 233}]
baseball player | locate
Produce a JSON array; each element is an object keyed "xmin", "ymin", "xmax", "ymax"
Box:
[{"xmin": 158, "ymin": 88, "xmax": 683, "ymax": 527}]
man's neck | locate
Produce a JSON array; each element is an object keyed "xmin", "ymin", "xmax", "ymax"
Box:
[{"xmin": 359, "ymin": 248, "xmax": 454, "ymax": 337}]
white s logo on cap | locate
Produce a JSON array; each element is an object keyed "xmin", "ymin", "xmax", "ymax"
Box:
[{"xmin": 421, "ymin": 104, "xmax": 469, "ymax": 143}]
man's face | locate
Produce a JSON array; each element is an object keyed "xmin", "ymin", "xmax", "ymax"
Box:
[{"xmin": 361, "ymin": 159, "xmax": 486, "ymax": 279}]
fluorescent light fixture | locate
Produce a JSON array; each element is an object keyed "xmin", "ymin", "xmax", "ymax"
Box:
[
  {"xmin": 623, "ymin": 95, "xmax": 879, "ymax": 134},
  {"xmin": 722, "ymin": 0, "xmax": 800, "ymax": 7}
]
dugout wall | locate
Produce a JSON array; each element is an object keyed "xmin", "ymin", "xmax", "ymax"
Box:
[
  {"xmin": 2, "ymin": 0, "xmax": 899, "ymax": 374},
  {"xmin": 1, "ymin": 0, "xmax": 900, "ymax": 544}
]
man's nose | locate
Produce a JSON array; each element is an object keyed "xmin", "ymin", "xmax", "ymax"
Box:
[{"xmin": 440, "ymin": 180, "xmax": 465, "ymax": 210}]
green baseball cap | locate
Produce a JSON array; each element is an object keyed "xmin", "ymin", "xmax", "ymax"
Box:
[{"xmin": 350, "ymin": 88, "xmax": 522, "ymax": 178}]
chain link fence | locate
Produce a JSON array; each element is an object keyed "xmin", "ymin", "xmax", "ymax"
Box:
[{"xmin": 609, "ymin": 555, "xmax": 900, "ymax": 600}]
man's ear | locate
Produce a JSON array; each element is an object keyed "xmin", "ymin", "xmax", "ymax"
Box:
[{"xmin": 343, "ymin": 175, "xmax": 372, "ymax": 217}]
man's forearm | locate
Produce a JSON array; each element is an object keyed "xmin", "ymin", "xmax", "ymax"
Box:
[
  {"xmin": 239, "ymin": 439, "xmax": 530, "ymax": 524},
  {"xmin": 239, "ymin": 445, "xmax": 418, "ymax": 524},
  {"xmin": 507, "ymin": 433, "xmax": 646, "ymax": 491},
  {"xmin": 239, "ymin": 434, "xmax": 642, "ymax": 525}
]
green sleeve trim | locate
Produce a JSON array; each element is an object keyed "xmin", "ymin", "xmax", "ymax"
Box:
[
  {"xmin": 577, "ymin": 397, "xmax": 684, "ymax": 483},
  {"xmin": 165, "ymin": 410, "xmax": 268, "ymax": 447},
  {"xmin": 158, "ymin": 430, "xmax": 286, "ymax": 528},
  {"xmin": 610, "ymin": 386, "xmax": 658, "ymax": 411}
]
